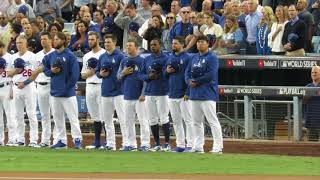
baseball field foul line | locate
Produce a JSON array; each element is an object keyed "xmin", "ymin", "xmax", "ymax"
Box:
[{"xmin": 0, "ymin": 177, "xmax": 181, "ymax": 180}]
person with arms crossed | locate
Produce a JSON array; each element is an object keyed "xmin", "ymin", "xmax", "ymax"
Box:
[
  {"xmin": 140, "ymin": 38, "xmax": 171, "ymax": 152},
  {"xmin": 81, "ymin": 31, "xmax": 106, "ymax": 149},
  {"xmin": 165, "ymin": 36, "xmax": 194, "ymax": 153},
  {"xmin": 117, "ymin": 39, "xmax": 150, "ymax": 151},
  {"xmin": 8, "ymin": 35, "xmax": 38, "ymax": 147},
  {"xmin": 42, "ymin": 32, "xmax": 82, "ymax": 149},
  {"xmin": 96, "ymin": 34, "xmax": 126, "ymax": 150},
  {"xmin": 185, "ymin": 35, "xmax": 223, "ymax": 154},
  {"xmin": 0, "ymin": 41, "xmax": 16, "ymax": 146}
]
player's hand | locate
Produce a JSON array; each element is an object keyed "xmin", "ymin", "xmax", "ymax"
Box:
[
  {"xmin": 100, "ymin": 69, "xmax": 110, "ymax": 78},
  {"xmin": 122, "ymin": 67, "xmax": 133, "ymax": 76},
  {"xmin": 183, "ymin": 95, "xmax": 189, "ymax": 101},
  {"xmin": 139, "ymin": 95, "xmax": 145, "ymax": 102},
  {"xmin": 17, "ymin": 82, "xmax": 25, "ymax": 89},
  {"xmin": 189, "ymin": 79, "xmax": 197, "ymax": 88},
  {"xmin": 149, "ymin": 72, "xmax": 158, "ymax": 80},
  {"xmin": 51, "ymin": 67, "xmax": 61, "ymax": 74},
  {"xmin": 166, "ymin": 66, "xmax": 175, "ymax": 74}
]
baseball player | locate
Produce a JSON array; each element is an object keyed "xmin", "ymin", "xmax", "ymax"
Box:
[
  {"xmin": 81, "ymin": 31, "xmax": 106, "ymax": 149},
  {"xmin": 8, "ymin": 35, "xmax": 38, "ymax": 147},
  {"xmin": 140, "ymin": 38, "xmax": 171, "ymax": 151},
  {"xmin": 165, "ymin": 36, "xmax": 194, "ymax": 152},
  {"xmin": 42, "ymin": 32, "xmax": 82, "ymax": 149},
  {"xmin": 117, "ymin": 39, "xmax": 150, "ymax": 151},
  {"xmin": 0, "ymin": 42, "xmax": 16, "ymax": 146},
  {"xmin": 96, "ymin": 34, "xmax": 126, "ymax": 150},
  {"xmin": 33, "ymin": 31, "xmax": 55, "ymax": 147},
  {"xmin": 185, "ymin": 35, "xmax": 223, "ymax": 154}
]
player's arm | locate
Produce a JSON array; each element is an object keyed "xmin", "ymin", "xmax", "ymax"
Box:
[
  {"xmin": 7, "ymin": 68, "xmax": 20, "ymax": 77},
  {"xmin": 23, "ymin": 54, "xmax": 43, "ymax": 86},
  {"xmin": 42, "ymin": 55, "xmax": 54, "ymax": 77},
  {"xmin": 66, "ymin": 55, "xmax": 80, "ymax": 89},
  {"xmin": 193, "ymin": 55, "xmax": 218, "ymax": 86},
  {"xmin": 138, "ymin": 57, "xmax": 152, "ymax": 82}
]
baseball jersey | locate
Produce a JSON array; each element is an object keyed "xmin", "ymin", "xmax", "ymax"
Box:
[
  {"xmin": 11, "ymin": 51, "xmax": 37, "ymax": 83},
  {"xmin": 0, "ymin": 53, "xmax": 13, "ymax": 84},
  {"xmin": 81, "ymin": 48, "xmax": 106, "ymax": 84},
  {"xmin": 35, "ymin": 48, "xmax": 55, "ymax": 83}
]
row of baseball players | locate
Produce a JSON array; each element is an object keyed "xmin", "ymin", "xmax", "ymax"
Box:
[{"xmin": 0, "ymin": 31, "xmax": 223, "ymax": 153}]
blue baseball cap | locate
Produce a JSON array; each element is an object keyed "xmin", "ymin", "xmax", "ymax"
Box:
[
  {"xmin": 191, "ymin": 66, "xmax": 204, "ymax": 79},
  {"xmin": 168, "ymin": 59, "xmax": 180, "ymax": 72},
  {"xmin": 87, "ymin": 58, "xmax": 98, "ymax": 69},
  {"xmin": 14, "ymin": 58, "xmax": 25, "ymax": 69},
  {"xmin": 18, "ymin": 5, "xmax": 28, "ymax": 16},
  {"xmin": 103, "ymin": 17, "xmax": 114, "ymax": 33},
  {"xmin": 150, "ymin": 61, "xmax": 162, "ymax": 73},
  {"xmin": 288, "ymin": 33, "xmax": 299, "ymax": 44},
  {"xmin": 125, "ymin": 59, "xmax": 136, "ymax": 69},
  {"xmin": 0, "ymin": 58, "xmax": 6, "ymax": 69},
  {"xmin": 101, "ymin": 61, "xmax": 113, "ymax": 71},
  {"xmin": 129, "ymin": 22, "xmax": 140, "ymax": 32}
]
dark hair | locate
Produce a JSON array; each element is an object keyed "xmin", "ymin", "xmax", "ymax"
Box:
[
  {"xmin": 48, "ymin": 23, "xmax": 62, "ymax": 33},
  {"xmin": 127, "ymin": 38, "xmax": 138, "ymax": 48},
  {"xmin": 30, "ymin": 20, "xmax": 40, "ymax": 28},
  {"xmin": 76, "ymin": 20, "xmax": 89, "ymax": 39},
  {"xmin": 55, "ymin": 32, "xmax": 67, "ymax": 47},
  {"xmin": 11, "ymin": 23, "xmax": 22, "ymax": 34},
  {"xmin": 152, "ymin": 15, "xmax": 164, "ymax": 29},
  {"xmin": 104, "ymin": 34, "xmax": 117, "ymax": 43},
  {"xmin": 54, "ymin": 17, "xmax": 65, "ymax": 29},
  {"xmin": 197, "ymin": 35, "xmax": 209, "ymax": 43},
  {"xmin": 94, "ymin": 9, "xmax": 105, "ymax": 18},
  {"xmin": 150, "ymin": 38, "xmax": 161, "ymax": 44},
  {"xmin": 40, "ymin": 31, "xmax": 52, "ymax": 39},
  {"xmin": 173, "ymin": 36, "xmax": 185, "ymax": 45},
  {"xmin": 0, "ymin": 41, "xmax": 5, "ymax": 48},
  {"xmin": 172, "ymin": 0, "xmax": 181, "ymax": 7},
  {"xmin": 88, "ymin": 31, "xmax": 100, "ymax": 40}
]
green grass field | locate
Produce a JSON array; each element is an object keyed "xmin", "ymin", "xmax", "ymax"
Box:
[{"xmin": 0, "ymin": 147, "xmax": 319, "ymax": 176}]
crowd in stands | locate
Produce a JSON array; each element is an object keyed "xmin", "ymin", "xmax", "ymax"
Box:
[{"xmin": 1, "ymin": 0, "xmax": 320, "ymax": 56}]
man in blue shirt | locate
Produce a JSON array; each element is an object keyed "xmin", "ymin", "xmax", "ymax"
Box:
[
  {"xmin": 117, "ymin": 39, "xmax": 150, "ymax": 151},
  {"xmin": 166, "ymin": 36, "xmax": 194, "ymax": 153},
  {"xmin": 43, "ymin": 32, "xmax": 82, "ymax": 149},
  {"xmin": 96, "ymin": 35, "xmax": 126, "ymax": 151},
  {"xmin": 140, "ymin": 38, "xmax": 171, "ymax": 151},
  {"xmin": 185, "ymin": 35, "xmax": 223, "ymax": 154},
  {"xmin": 245, "ymin": 0, "xmax": 262, "ymax": 54}
]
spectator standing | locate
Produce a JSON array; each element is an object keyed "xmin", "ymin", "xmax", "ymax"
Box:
[
  {"xmin": 0, "ymin": 12, "xmax": 11, "ymax": 50},
  {"xmin": 36, "ymin": 16, "xmax": 46, "ymax": 32},
  {"xmin": 202, "ymin": 0, "xmax": 221, "ymax": 24},
  {"xmin": 73, "ymin": 0, "xmax": 90, "ymax": 21},
  {"xmin": 268, "ymin": 5, "xmax": 288, "ymax": 55},
  {"xmin": 142, "ymin": 15, "xmax": 164, "ymax": 51},
  {"xmin": 236, "ymin": 0, "xmax": 248, "ymax": 41},
  {"xmin": 68, "ymin": 20, "xmax": 90, "ymax": 53},
  {"xmin": 169, "ymin": 7, "xmax": 193, "ymax": 44},
  {"xmin": 7, "ymin": 0, "xmax": 35, "ymax": 20},
  {"xmin": 170, "ymin": 0, "xmax": 182, "ymax": 22},
  {"xmin": 203, "ymin": 12, "xmax": 224, "ymax": 50},
  {"xmin": 35, "ymin": 0, "xmax": 61, "ymax": 24},
  {"xmin": 56, "ymin": 0, "xmax": 72, "ymax": 22},
  {"xmin": 162, "ymin": 13, "xmax": 176, "ymax": 51},
  {"xmin": 256, "ymin": 6, "xmax": 274, "ymax": 55},
  {"xmin": 82, "ymin": 12, "xmax": 100, "ymax": 33},
  {"xmin": 8, "ymin": 23, "xmax": 22, "ymax": 54},
  {"xmin": 219, "ymin": 1, "xmax": 233, "ymax": 27},
  {"xmin": 48, "ymin": 23, "xmax": 62, "ymax": 43},
  {"xmin": 245, "ymin": 0, "xmax": 262, "ymax": 54},
  {"xmin": 137, "ymin": 0, "xmax": 151, "ymax": 20},
  {"xmin": 23, "ymin": 23, "xmax": 42, "ymax": 53},
  {"xmin": 282, "ymin": 4, "xmax": 306, "ymax": 56},
  {"xmin": 308, "ymin": 0, "xmax": 320, "ymax": 35}
]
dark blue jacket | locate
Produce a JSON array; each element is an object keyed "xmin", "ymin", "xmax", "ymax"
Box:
[
  {"xmin": 68, "ymin": 34, "xmax": 89, "ymax": 52},
  {"xmin": 185, "ymin": 51, "xmax": 219, "ymax": 101},
  {"xmin": 140, "ymin": 52, "xmax": 168, "ymax": 96},
  {"xmin": 165, "ymin": 52, "xmax": 190, "ymax": 99},
  {"xmin": 43, "ymin": 48, "xmax": 79, "ymax": 97},
  {"xmin": 304, "ymin": 83, "xmax": 320, "ymax": 129},
  {"xmin": 119, "ymin": 55, "xmax": 144, "ymax": 100},
  {"xmin": 169, "ymin": 22, "xmax": 193, "ymax": 42},
  {"xmin": 96, "ymin": 49, "xmax": 125, "ymax": 97}
]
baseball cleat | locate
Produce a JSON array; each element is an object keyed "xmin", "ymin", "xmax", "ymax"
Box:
[
  {"xmin": 138, "ymin": 146, "xmax": 150, "ymax": 152},
  {"xmin": 194, "ymin": 149, "xmax": 205, "ymax": 154},
  {"xmin": 150, "ymin": 145, "xmax": 162, "ymax": 152},
  {"xmin": 28, "ymin": 142, "xmax": 41, "ymax": 148},
  {"xmin": 74, "ymin": 138, "xmax": 82, "ymax": 149},
  {"xmin": 85, "ymin": 144, "xmax": 100, "ymax": 149},
  {"xmin": 39, "ymin": 143, "xmax": 50, "ymax": 148},
  {"xmin": 16, "ymin": 142, "xmax": 25, "ymax": 146},
  {"xmin": 183, "ymin": 147, "xmax": 194, "ymax": 152},
  {"xmin": 162, "ymin": 143, "xmax": 171, "ymax": 152},
  {"xmin": 104, "ymin": 146, "xmax": 116, "ymax": 151},
  {"xmin": 6, "ymin": 141, "xmax": 18, "ymax": 147},
  {"xmin": 121, "ymin": 146, "xmax": 137, "ymax": 152},
  {"xmin": 210, "ymin": 149, "xmax": 223, "ymax": 154},
  {"xmin": 171, "ymin": 147, "xmax": 185, "ymax": 152},
  {"xmin": 0, "ymin": 142, "xmax": 4, "ymax": 146},
  {"xmin": 50, "ymin": 140, "xmax": 67, "ymax": 149}
]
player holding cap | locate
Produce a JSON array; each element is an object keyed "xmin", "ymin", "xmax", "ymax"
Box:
[
  {"xmin": 42, "ymin": 32, "xmax": 82, "ymax": 149},
  {"xmin": 8, "ymin": 35, "xmax": 38, "ymax": 147},
  {"xmin": 165, "ymin": 36, "xmax": 194, "ymax": 152},
  {"xmin": 96, "ymin": 34, "xmax": 126, "ymax": 150},
  {"xmin": 185, "ymin": 35, "xmax": 223, "ymax": 154},
  {"xmin": 81, "ymin": 31, "xmax": 106, "ymax": 149},
  {"xmin": 117, "ymin": 39, "xmax": 150, "ymax": 151},
  {"xmin": 0, "ymin": 41, "xmax": 16, "ymax": 146}
]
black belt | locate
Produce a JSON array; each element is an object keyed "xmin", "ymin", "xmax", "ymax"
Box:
[
  {"xmin": 0, "ymin": 82, "xmax": 10, "ymax": 88},
  {"xmin": 88, "ymin": 83, "xmax": 100, "ymax": 85},
  {"xmin": 37, "ymin": 82, "xmax": 49, "ymax": 85}
]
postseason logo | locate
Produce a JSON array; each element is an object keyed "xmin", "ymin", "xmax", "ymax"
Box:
[
  {"xmin": 280, "ymin": 60, "xmax": 318, "ymax": 69},
  {"xmin": 278, "ymin": 88, "xmax": 306, "ymax": 96}
]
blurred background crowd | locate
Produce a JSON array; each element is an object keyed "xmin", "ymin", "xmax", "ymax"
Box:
[{"xmin": 0, "ymin": 0, "xmax": 320, "ymax": 56}]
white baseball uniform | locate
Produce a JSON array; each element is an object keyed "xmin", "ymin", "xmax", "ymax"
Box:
[
  {"xmin": 145, "ymin": 96, "xmax": 170, "ymax": 126},
  {"xmin": 168, "ymin": 98, "xmax": 194, "ymax": 148},
  {"xmin": 0, "ymin": 53, "xmax": 16, "ymax": 145},
  {"xmin": 81, "ymin": 49, "xmax": 105, "ymax": 123},
  {"xmin": 11, "ymin": 51, "xmax": 38, "ymax": 144},
  {"xmin": 35, "ymin": 48, "xmax": 54, "ymax": 145}
]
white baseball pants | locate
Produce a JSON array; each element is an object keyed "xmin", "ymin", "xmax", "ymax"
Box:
[
  {"xmin": 190, "ymin": 100, "xmax": 223, "ymax": 151},
  {"xmin": 145, "ymin": 96, "xmax": 169, "ymax": 126},
  {"xmin": 101, "ymin": 95, "xmax": 126, "ymax": 148},
  {"xmin": 168, "ymin": 98, "xmax": 194, "ymax": 148},
  {"xmin": 124, "ymin": 99, "xmax": 150, "ymax": 148},
  {"xmin": 51, "ymin": 96, "xmax": 82, "ymax": 144},
  {"xmin": 37, "ymin": 84, "xmax": 51, "ymax": 145},
  {"xmin": 0, "ymin": 84, "xmax": 16, "ymax": 144},
  {"xmin": 86, "ymin": 84, "xmax": 102, "ymax": 122}
]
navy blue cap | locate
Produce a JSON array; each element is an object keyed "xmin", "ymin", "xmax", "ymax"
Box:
[
  {"xmin": 18, "ymin": 5, "xmax": 28, "ymax": 15},
  {"xmin": 87, "ymin": 58, "xmax": 99, "ymax": 69},
  {"xmin": 14, "ymin": 58, "xmax": 25, "ymax": 69},
  {"xmin": 129, "ymin": 21, "xmax": 140, "ymax": 32},
  {"xmin": 0, "ymin": 58, "xmax": 6, "ymax": 69}
]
